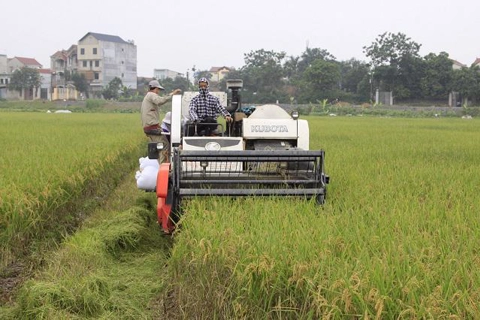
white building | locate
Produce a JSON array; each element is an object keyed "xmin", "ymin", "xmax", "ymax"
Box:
[
  {"xmin": 0, "ymin": 54, "xmax": 7, "ymax": 74},
  {"xmin": 77, "ymin": 32, "xmax": 137, "ymax": 97},
  {"xmin": 153, "ymin": 68, "xmax": 183, "ymax": 80},
  {"xmin": 0, "ymin": 54, "xmax": 8, "ymax": 99},
  {"xmin": 39, "ymin": 68, "xmax": 52, "ymax": 100}
]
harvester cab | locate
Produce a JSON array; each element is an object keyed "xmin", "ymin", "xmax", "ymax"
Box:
[{"xmin": 147, "ymin": 79, "xmax": 329, "ymax": 234}]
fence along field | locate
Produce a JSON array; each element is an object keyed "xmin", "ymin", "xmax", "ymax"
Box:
[
  {"xmin": 0, "ymin": 112, "xmax": 144, "ymax": 268},
  {"xmin": 166, "ymin": 117, "xmax": 480, "ymax": 318}
]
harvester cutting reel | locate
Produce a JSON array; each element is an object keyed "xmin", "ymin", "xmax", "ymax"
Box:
[{"xmin": 156, "ymin": 147, "xmax": 329, "ymax": 234}]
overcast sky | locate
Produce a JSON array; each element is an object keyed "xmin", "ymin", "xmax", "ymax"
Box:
[{"xmin": 1, "ymin": 0, "xmax": 479, "ymax": 77}]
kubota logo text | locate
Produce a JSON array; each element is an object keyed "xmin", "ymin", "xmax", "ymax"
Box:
[{"xmin": 251, "ymin": 125, "xmax": 288, "ymax": 133}]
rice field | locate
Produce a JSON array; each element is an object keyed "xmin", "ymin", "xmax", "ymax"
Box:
[
  {"xmin": 167, "ymin": 116, "xmax": 480, "ymax": 318},
  {"xmin": 2, "ymin": 113, "xmax": 480, "ymax": 318},
  {"xmin": 0, "ymin": 112, "xmax": 144, "ymax": 267}
]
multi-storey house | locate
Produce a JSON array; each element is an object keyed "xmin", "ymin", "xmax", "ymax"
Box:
[{"xmin": 77, "ymin": 32, "xmax": 137, "ymax": 98}]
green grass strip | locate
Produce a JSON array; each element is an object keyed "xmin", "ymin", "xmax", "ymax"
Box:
[{"xmin": 4, "ymin": 189, "xmax": 169, "ymax": 319}]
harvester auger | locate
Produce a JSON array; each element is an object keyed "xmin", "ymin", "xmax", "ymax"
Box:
[{"xmin": 147, "ymin": 80, "xmax": 329, "ymax": 234}]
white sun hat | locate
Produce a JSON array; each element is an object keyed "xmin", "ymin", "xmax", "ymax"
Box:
[{"xmin": 163, "ymin": 112, "xmax": 172, "ymax": 124}]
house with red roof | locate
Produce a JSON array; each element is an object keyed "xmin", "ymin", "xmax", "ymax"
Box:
[
  {"xmin": 7, "ymin": 56, "xmax": 42, "ymax": 73},
  {"xmin": 2, "ymin": 56, "xmax": 48, "ymax": 100}
]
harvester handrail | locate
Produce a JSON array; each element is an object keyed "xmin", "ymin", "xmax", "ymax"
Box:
[
  {"xmin": 180, "ymin": 179, "xmax": 320, "ymax": 185},
  {"xmin": 179, "ymin": 150, "xmax": 325, "ymax": 162},
  {"xmin": 179, "ymin": 150, "xmax": 325, "ymax": 157}
]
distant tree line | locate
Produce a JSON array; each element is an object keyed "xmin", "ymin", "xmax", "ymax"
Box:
[
  {"xmin": 209, "ymin": 32, "xmax": 480, "ymax": 105},
  {"xmin": 8, "ymin": 32, "xmax": 480, "ymax": 105}
]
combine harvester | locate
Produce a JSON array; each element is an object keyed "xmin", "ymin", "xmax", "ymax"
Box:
[{"xmin": 147, "ymin": 80, "xmax": 329, "ymax": 233}]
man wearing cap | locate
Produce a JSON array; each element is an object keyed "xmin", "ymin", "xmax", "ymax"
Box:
[
  {"xmin": 188, "ymin": 77, "xmax": 232, "ymax": 135},
  {"xmin": 141, "ymin": 80, "xmax": 181, "ymax": 163}
]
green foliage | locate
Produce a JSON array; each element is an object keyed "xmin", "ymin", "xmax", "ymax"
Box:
[
  {"xmin": 284, "ymin": 48, "xmax": 336, "ymax": 89},
  {"xmin": 85, "ymin": 99, "xmax": 106, "ymax": 109},
  {"xmin": 397, "ymin": 54, "xmax": 425, "ymax": 99},
  {"xmin": 71, "ymin": 72, "xmax": 89, "ymax": 94},
  {"xmin": 158, "ymin": 75, "xmax": 193, "ymax": 92},
  {"xmin": 339, "ymin": 58, "xmax": 370, "ymax": 95},
  {"xmin": 363, "ymin": 32, "xmax": 424, "ymax": 100},
  {"xmin": 0, "ymin": 100, "xmax": 57, "ymax": 111},
  {"xmin": 102, "ymin": 77, "xmax": 123, "ymax": 100},
  {"xmin": 218, "ymin": 69, "xmax": 244, "ymax": 92},
  {"xmin": 451, "ymin": 66, "xmax": 480, "ymax": 104},
  {"xmin": 204, "ymin": 39, "xmax": 479, "ymax": 105},
  {"xmin": 319, "ymin": 98, "xmax": 329, "ymax": 112},
  {"xmin": 283, "ymin": 55, "xmax": 300, "ymax": 80},
  {"xmin": 8, "ymin": 67, "xmax": 41, "ymax": 93},
  {"xmin": 304, "ymin": 60, "xmax": 340, "ymax": 91},
  {"xmin": 296, "ymin": 104, "xmax": 314, "ymax": 115},
  {"xmin": 421, "ymin": 52, "xmax": 453, "ymax": 99},
  {"xmin": 298, "ymin": 47, "xmax": 336, "ymax": 73},
  {"xmin": 238, "ymin": 49, "xmax": 288, "ymax": 103},
  {"xmin": 363, "ymin": 32, "xmax": 422, "ymax": 67},
  {"xmin": 118, "ymin": 91, "xmax": 144, "ymax": 102},
  {"xmin": 297, "ymin": 59, "xmax": 341, "ymax": 102},
  {"xmin": 193, "ymin": 70, "xmax": 212, "ymax": 83}
]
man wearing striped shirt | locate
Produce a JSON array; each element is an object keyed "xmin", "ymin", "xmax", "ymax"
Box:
[{"xmin": 188, "ymin": 78, "xmax": 232, "ymax": 135}]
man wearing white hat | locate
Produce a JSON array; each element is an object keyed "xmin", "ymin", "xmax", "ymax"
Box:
[
  {"xmin": 161, "ymin": 111, "xmax": 171, "ymax": 132},
  {"xmin": 141, "ymin": 80, "xmax": 181, "ymax": 163}
]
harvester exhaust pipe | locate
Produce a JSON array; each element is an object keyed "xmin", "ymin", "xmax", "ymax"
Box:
[
  {"xmin": 226, "ymin": 79, "xmax": 243, "ymax": 114},
  {"xmin": 226, "ymin": 79, "xmax": 243, "ymax": 136}
]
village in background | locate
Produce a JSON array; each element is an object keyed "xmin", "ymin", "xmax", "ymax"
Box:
[
  {"xmin": 2, "ymin": 31, "xmax": 480, "ymax": 111},
  {"xmin": 0, "ymin": 32, "xmax": 231, "ymax": 102}
]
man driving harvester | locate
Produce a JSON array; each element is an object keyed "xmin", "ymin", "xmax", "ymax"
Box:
[{"xmin": 188, "ymin": 77, "xmax": 233, "ymax": 136}]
